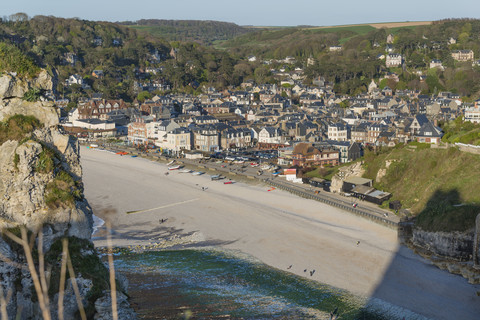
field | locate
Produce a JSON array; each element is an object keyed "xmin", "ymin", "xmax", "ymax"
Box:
[
  {"xmin": 304, "ymin": 21, "xmax": 432, "ymax": 30},
  {"xmin": 368, "ymin": 21, "xmax": 432, "ymax": 29}
]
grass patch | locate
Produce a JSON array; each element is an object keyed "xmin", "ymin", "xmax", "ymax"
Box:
[
  {"xmin": 362, "ymin": 142, "xmax": 480, "ymax": 231},
  {"xmin": 306, "ymin": 25, "xmax": 375, "ymax": 35},
  {"xmin": 415, "ymin": 190, "xmax": 479, "ymax": 232},
  {"xmin": 44, "ymin": 170, "xmax": 82, "ymax": 209},
  {"xmin": 13, "ymin": 153, "xmax": 20, "ymax": 171},
  {"xmin": 0, "ymin": 114, "xmax": 40, "ymax": 145},
  {"xmin": 35, "ymin": 146, "xmax": 58, "ymax": 174},
  {"xmin": 304, "ymin": 165, "xmax": 338, "ymax": 181}
]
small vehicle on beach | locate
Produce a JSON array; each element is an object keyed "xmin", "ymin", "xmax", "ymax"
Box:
[{"xmin": 210, "ymin": 174, "xmax": 225, "ymax": 181}]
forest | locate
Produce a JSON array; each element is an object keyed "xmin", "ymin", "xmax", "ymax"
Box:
[{"xmin": 1, "ymin": 14, "xmax": 480, "ymax": 102}]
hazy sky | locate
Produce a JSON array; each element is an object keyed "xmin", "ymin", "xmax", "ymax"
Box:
[{"xmin": 3, "ymin": 0, "xmax": 480, "ymax": 26}]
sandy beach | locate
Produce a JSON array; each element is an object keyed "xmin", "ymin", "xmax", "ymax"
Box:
[{"xmin": 81, "ymin": 146, "xmax": 480, "ymax": 320}]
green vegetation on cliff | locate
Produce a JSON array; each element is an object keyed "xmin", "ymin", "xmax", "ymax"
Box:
[
  {"xmin": 363, "ymin": 144, "xmax": 480, "ymax": 232},
  {"xmin": 0, "ymin": 114, "xmax": 40, "ymax": 144}
]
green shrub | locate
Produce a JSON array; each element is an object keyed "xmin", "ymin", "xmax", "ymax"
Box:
[
  {"xmin": 22, "ymin": 88, "xmax": 43, "ymax": 102},
  {"xmin": 36, "ymin": 148, "xmax": 56, "ymax": 173}
]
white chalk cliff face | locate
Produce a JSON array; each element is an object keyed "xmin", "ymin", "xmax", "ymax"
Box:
[
  {"xmin": 0, "ymin": 72, "xmax": 135, "ymax": 319},
  {"xmin": 0, "ymin": 71, "xmax": 93, "ymax": 241}
]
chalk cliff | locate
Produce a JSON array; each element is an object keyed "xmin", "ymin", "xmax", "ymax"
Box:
[{"xmin": 0, "ymin": 72, "xmax": 135, "ymax": 319}]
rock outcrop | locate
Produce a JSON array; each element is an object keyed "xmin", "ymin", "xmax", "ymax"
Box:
[
  {"xmin": 412, "ymin": 229, "xmax": 474, "ymax": 261},
  {"xmin": 0, "ymin": 72, "xmax": 135, "ymax": 319},
  {"xmin": 330, "ymin": 161, "xmax": 365, "ymax": 193}
]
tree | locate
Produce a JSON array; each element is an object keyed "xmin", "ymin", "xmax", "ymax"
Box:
[
  {"xmin": 9, "ymin": 12, "xmax": 29, "ymax": 22},
  {"xmin": 136, "ymin": 91, "xmax": 152, "ymax": 103}
]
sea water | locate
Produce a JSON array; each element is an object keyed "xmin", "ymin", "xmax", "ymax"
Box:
[{"xmin": 112, "ymin": 249, "xmax": 430, "ymax": 320}]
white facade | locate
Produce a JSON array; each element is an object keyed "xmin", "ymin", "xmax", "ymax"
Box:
[
  {"xmin": 327, "ymin": 124, "xmax": 349, "ymax": 141},
  {"xmin": 166, "ymin": 129, "xmax": 192, "ymax": 152},
  {"xmin": 386, "ymin": 54, "xmax": 402, "ymax": 67},
  {"xmin": 465, "ymin": 106, "xmax": 480, "ymax": 124},
  {"xmin": 258, "ymin": 127, "xmax": 283, "ymax": 144}
]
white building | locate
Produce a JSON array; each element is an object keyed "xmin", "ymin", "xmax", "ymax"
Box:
[
  {"xmin": 386, "ymin": 54, "xmax": 402, "ymax": 67},
  {"xmin": 258, "ymin": 127, "xmax": 283, "ymax": 144},
  {"xmin": 327, "ymin": 123, "xmax": 349, "ymax": 141},
  {"xmin": 464, "ymin": 104, "xmax": 480, "ymax": 124}
]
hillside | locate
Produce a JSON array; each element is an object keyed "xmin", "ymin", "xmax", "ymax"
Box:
[
  {"xmin": 120, "ymin": 19, "xmax": 254, "ymax": 45},
  {"xmin": 363, "ymin": 144, "xmax": 480, "ymax": 232},
  {"xmin": 219, "ymin": 18, "xmax": 480, "ymax": 97},
  {"xmin": 0, "ymin": 15, "xmax": 249, "ymax": 100},
  {"xmin": 2, "ymin": 16, "xmax": 480, "ymax": 101}
]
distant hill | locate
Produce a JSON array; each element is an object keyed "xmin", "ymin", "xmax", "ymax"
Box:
[{"xmin": 119, "ymin": 19, "xmax": 255, "ymax": 45}]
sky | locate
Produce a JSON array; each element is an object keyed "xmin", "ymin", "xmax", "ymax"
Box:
[{"xmin": 2, "ymin": 0, "xmax": 480, "ymax": 26}]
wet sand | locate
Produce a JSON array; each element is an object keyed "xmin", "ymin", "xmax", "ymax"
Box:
[{"xmin": 81, "ymin": 146, "xmax": 480, "ymax": 320}]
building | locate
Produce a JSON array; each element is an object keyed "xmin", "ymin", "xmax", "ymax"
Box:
[
  {"xmin": 154, "ymin": 120, "xmax": 180, "ymax": 148},
  {"xmin": 77, "ymin": 99, "xmax": 129, "ymax": 120},
  {"xmin": 291, "ymin": 143, "xmax": 339, "ymax": 167},
  {"xmin": 329, "ymin": 46, "xmax": 342, "ymax": 52},
  {"xmin": 464, "ymin": 103, "xmax": 480, "ymax": 124},
  {"xmin": 192, "ymin": 126, "xmax": 219, "ymax": 152},
  {"xmin": 327, "ymin": 141, "xmax": 362, "ymax": 164},
  {"xmin": 367, "ymin": 123, "xmax": 388, "ymax": 144},
  {"xmin": 220, "ymin": 127, "xmax": 252, "ymax": 150},
  {"xmin": 430, "ymin": 59, "xmax": 444, "ymax": 70},
  {"xmin": 63, "ymin": 118, "xmax": 116, "ymax": 138},
  {"xmin": 416, "ymin": 122, "xmax": 443, "ymax": 144},
  {"xmin": 386, "ymin": 53, "xmax": 402, "ymax": 67},
  {"xmin": 451, "ymin": 50, "xmax": 474, "ymax": 62},
  {"xmin": 258, "ymin": 127, "xmax": 283, "ymax": 144},
  {"xmin": 127, "ymin": 116, "xmax": 154, "ymax": 145},
  {"xmin": 351, "ymin": 122, "xmax": 368, "ymax": 144},
  {"xmin": 166, "ymin": 127, "xmax": 193, "ymax": 153},
  {"xmin": 327, "ymin": 122, "xmax": 350, "ymax": 141}
]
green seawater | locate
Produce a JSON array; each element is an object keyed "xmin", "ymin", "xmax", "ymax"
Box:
[{"xmin": 112, "ymin": 249, "xmax": 428, "ymax": 320}]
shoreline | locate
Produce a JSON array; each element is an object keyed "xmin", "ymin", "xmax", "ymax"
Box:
[{"xmin": 81, "ymin": 146, "xmax": 480, "ymax": 320}]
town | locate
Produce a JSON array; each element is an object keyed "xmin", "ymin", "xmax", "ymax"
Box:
[{"xmin": 60, "ymin": 39, "xmax": 480, "ymax": 195}]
